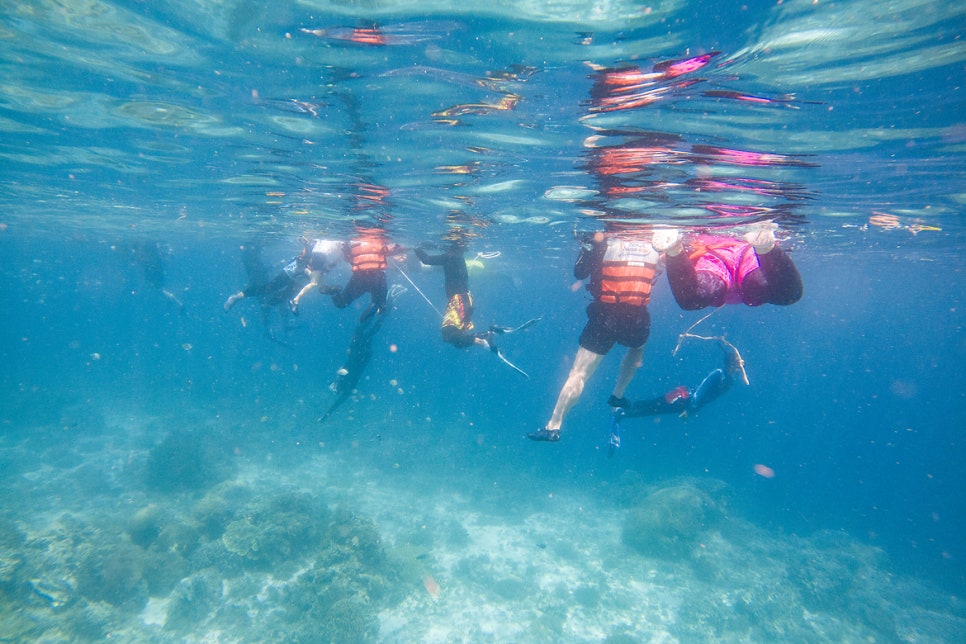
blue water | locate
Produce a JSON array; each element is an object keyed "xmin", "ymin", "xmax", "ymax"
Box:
[{"xmin": 2, "ymin": 1, "xmax": 965, "ymax": 641}]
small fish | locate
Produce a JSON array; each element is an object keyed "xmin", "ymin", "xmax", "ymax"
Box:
[
  {"xmin": 422, "ymin": 574, "xmax": 440, "ymax": 599},
  {"xmin": 754, "ymin": 463, "xmax": 776, "ymax": 479}
]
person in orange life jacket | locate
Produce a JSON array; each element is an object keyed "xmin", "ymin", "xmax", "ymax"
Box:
[
  {"xmin": 414, "ymin": 238, "xmax": 498, "ymax": 351},
  {"xmin": 288, "ymin": 238, "xmax": 345, "ymax": 314},
  {"xmin": 662, "ymin": 222, "xmax": 803, "ymax": 310},
  {"xmin": 529, "ymin": 226, "xmax": 677, "ymax": 443},
  {"xmin": 330, "ymin": 227, "xmax": 402, "ymax": 323}
]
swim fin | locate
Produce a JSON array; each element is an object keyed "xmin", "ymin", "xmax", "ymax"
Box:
[
  {"xmin": 489, "ymin": 317, "xmax": 541, "ymax": 335},
  {"xmin": 493, "ymin": 347, "xmax": 530, "ymax": 379}
]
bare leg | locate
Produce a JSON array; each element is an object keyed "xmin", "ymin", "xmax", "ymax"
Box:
[
  {"xmin": 611, "ymin": 345, "xmax": 644, "ymax": 400},
  {"xmin": 546, "ymin": 347, "xmax": 605, "ymax": 431}
]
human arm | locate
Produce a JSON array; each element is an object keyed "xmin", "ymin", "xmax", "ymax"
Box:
[
  {"xmin": 414, "ymin": 245, "xmax": 447, "ymax": 265},
  {"xmin": 666, "ymin": 251, "xmax": 726, "ymax": 309},
  {"xmin": 742, "ymin": 246, "xmax": 803, "ymax": 306},
  {"xmin": 290, "ymin": 270, "xmax": 322, "ymax": 308}
]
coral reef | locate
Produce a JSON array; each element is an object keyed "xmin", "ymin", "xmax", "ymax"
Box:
[
  {"xmin": 143, "ymin": 430, "xmax": 236, "ymax": 492},
  {"xmin": 621, "ymin": 484, "xmax": 722, "ymax": 559},
  {"xmin": 221, "ymin": 491, "xmax": 328, "ymax": 569},
  {"xmin": 262, "ymin": 509, "xmax": 402, "ymax": 643},
  {"xmin": 192, "ymin": 480, "xmax": 254, "ymax": 540},
  {"xmin": 164, "ymin": 569, "xmax": 224, "ymax": 633},
  {"xmin": 75, "ymin": 532, "xmax": 150, "ymax": 608},
  {"xmin": 4, "ymin": 412, "xmax": 963, "ymax": 644},
  {"xmin": 0, "ymin": 478, "xmax": 407, "ymax": 642},
  {"xmin": 127, "ymin": 503, "xmax": 165, "ymax": 547},
  {"xmin": 789, "ymin": 529, "xmax": 887, "ymax": 611}
]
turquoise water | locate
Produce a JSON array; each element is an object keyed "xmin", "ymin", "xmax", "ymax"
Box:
[{"xmin": 1, "ymin": 1, "xmax": 964, "ymax": 641}]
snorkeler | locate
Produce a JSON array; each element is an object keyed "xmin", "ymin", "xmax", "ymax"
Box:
[
  {"xmin": 319, "ymin": 305, "xmax": 387, "ymax": 423},
  {"xmin": 223, "ymin": 244, "xmax": 307, "ymax": 312},
  {"xmin": 288, "ymin": 238, "xmax": 344, "ymax": 315},
  {"xmin": 330, "ymin": 226, "xmax": 402, "ymax": 324},
  {"xmin": 320, "ymin": 283, "xmax": 406, "ymax": 422},
  {"xmin": 607, "ymin": 339, "xmax": 746, "ymax": 452},
  {"xmin": 529, "ymin": 225, "xmax": 675, "ymax": 443},
  {"xmin": 608, "ymin": 339, "xmax": 746, "ymax": 451},
  {"xmin": 414, "ymin": 236, "xmax": 538, "ymax": 378},
  {"xmin": 625, "ymin": 339, "xmax": 743, "ymax": 417},
  {"xmin": 223, "ymin": 243, "xmax": 310, "ymax": 343},
  {"xmin": 129, "ymin": 240, "xmax": 184, "ymax": 310}
]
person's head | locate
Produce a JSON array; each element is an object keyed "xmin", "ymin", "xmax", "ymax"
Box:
[
  {"xmin": 298, "ymin": 239, "xmax": 311, "ymax": 259},
  {"xmin": 604, "ymin": 220, "xmax": 652, "ymax": 242},
  {"xmin": 443, "ymin": 226, "xmax": 468, "ymax": 249},
  {"xmin": 354, "ymin": 222, "xmax": 387, "ymax": 241}
]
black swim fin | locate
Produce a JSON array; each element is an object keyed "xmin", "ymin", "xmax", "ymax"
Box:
[
  {"xmin": 489, "ymin": 317, "xmax": 541, "ymax": 335},
  {"xmin": 493, "ymin": 347, "xmax": 530, "ymax": 379}
]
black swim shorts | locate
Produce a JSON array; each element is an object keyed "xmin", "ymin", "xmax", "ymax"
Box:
[{"xmin": 578, "ymin": 300, "xmax": 650, "ymax": 355}]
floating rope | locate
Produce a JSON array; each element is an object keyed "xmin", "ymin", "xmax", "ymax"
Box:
[{"xmin": 391, "ymin": 260, "xmax": 442, "ymax": 319}]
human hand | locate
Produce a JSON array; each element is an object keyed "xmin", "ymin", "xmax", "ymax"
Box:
[
  {"xmin": 742, "ymin": 221, "xmax": 778, "ymax": 254},
  {"xmin": 651, "ymin": 227, "xmax": 683, "ymax": 256},
  {"xmin": 578, "ymin": 230, "xmax": 606, "ymax": 251}
]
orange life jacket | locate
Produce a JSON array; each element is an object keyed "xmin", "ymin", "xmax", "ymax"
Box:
[
  {"xmin": 599, "ymin": 238, "xmax": 659, "ymax": 306},
  {"xmin": 350, "ymin": 239, "xmax": 387, "ymax": 272}
]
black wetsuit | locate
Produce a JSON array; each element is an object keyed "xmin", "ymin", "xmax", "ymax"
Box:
[
  {"xmin": 416, "ymin": 242, "xmax": 479, "ymax": 349},
  {"xmin": 621, "ymin": 345, "xmax": 742, "ymax": 418},
  {"xmin": 332, "ymin": 270, "xmax": 388, "ymax": 312},
  {"xmin": 242, "ymin": 258, "xmax": 302, "ymax": 306},
  {"xmin": 321, "ymin": 305, "xmax": 389, "ymax": 422},
  {"xmin": 415, "ymin": 243, "xmax": 469, "ymax": 299}
]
